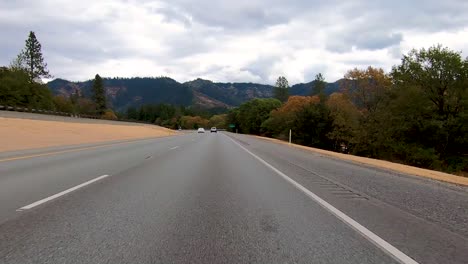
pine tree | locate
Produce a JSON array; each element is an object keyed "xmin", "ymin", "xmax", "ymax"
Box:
[
  {"xmin": 92, "ymin": 74, "xmax": 106, "ymax": 115},
  {"xmin": 313, "ymin": 73, "xmax": 327, "ymax": 102},
  {"xmin": 274, "ymin": 76, "xmax": 289, "ymax": 103},
  {"xmin": 17, "ymin": 31, "xmax": 51, "ymax": 82}
]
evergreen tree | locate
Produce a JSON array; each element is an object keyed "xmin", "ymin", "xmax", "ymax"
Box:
[
  {"xmin": 17, "ymin": 31, "xmax": 51, "ymax": 82},
  {"xmin": 0, "ymin": 66, "xmax": 54, "ymax": 109},
  {"xmin": 313, "ymin": 73, "xmax": 327, "ymax": 102},
  {"xmin": 274, "ymin": 76, "xmax": 289, "ymax": 102},
  {"xmin": 92, "ymin": 74, "xmax": 106, "ymax": 115}
]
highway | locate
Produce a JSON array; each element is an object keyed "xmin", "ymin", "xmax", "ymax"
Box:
[{"xmin": 0, "ymin": 132, "xmax": 467, "ymax": 263}]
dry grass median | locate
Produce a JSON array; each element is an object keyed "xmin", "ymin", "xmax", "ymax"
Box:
[{"xmin": 0, "ymin": 117, "xmax": 175, "ymax": 152}]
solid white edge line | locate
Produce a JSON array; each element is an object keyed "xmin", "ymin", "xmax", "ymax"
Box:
[
  {"xmin": 170, "ymin": 146, "xmax": 180, "ymax": 150},
  {"xmin": 18, "ymin": 174, "xmax": 110, "ymax": 210},
  {"xmin": 225, "ymin": 135, "xmax": 418, "ymax": 264}
]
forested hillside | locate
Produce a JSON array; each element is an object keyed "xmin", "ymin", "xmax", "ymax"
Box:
[
  {"xmin": 47, "ymin": 77, "xmax": 343, "ymax": 111},
  {"xmin": 48, "ymin": 77, "xmax": 193, "ymax": 111}
]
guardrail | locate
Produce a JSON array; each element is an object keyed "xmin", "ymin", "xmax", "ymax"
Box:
[
  {"xmin": 0, "ymin": 105, "xmax": 156, "ymax": 124},
  {"xmin": 0, "ymin": 105, "xmax": 98, "ymax": 119}
]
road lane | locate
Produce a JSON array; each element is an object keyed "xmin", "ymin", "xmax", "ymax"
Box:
[
  {"xmin": 17, "ymin": 174, "xmax": 110, "ymax": 210},
  {"xmin": 226, "ymin": 133, "xmax": 468, "ymax": 264},
  {"xmin": 0, "ymin": 133, "xmax": 196, "ymax": 223},
  {"xmin": 0, "ymin": 132, "xmax": 466, "ymax": 263},
  {"xmin": 226, "ymin": 136, "xmax": 417, "ymax": 264},
  {"xmin": 0, "ymin": 132, "xmax": 399, "ymax": 264}
]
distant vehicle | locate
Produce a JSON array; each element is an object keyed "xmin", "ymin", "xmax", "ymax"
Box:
[
  {"xmin": 197, "ymin": 128, "xmax": 205, "ymax": 133},
  {"xmin": 210, "ymin": 127, "xmax": 217, "ymax": 133}
]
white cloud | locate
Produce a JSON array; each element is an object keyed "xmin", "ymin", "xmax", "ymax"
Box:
[
  {"xmin": 400, "ymin": 29, "xmax": 468, "ymax": 56},
  {"xmin": 1, "ymin": 0, "xmax": 468, "ymax": 84}
]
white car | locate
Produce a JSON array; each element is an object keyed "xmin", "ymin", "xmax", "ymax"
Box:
[
  {"xmin": 197, "ymin": 128, "xmax": 205, "ymax": 133},
  {"xmin": 210, "ymin": 127, "xmax": 217, "ymax": 133}
]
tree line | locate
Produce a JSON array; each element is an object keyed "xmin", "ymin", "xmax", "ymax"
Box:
[
  {"xmin": 124, "ymin": 104, "xmax": 227, "ymax": 129},
  {"xmin": 1, "ymin": 31, "xmax": 115, "ymax": 119},
  {"xmin": 228, "ymin": 45, "xmax": 468, "ymax": 175}
]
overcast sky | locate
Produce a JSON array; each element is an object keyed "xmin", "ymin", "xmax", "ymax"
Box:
[{"xmin": 1, "ymin": 0, "xmax": 468, "ymax": 84}]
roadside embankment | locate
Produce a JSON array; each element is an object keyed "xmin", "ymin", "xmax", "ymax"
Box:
[
  {"xmin": 0, "ymin": 111, "xmax": 175, "ymax": 152},
  {"xmin": 254, "ymin": 135, "xmax": 468, "ymax": 187}
]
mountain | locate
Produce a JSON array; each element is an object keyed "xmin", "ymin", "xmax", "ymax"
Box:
[
  {"xmin": 48, "ymin": 77, "xmax": 193, "ymax": 111},
  {"xmin": 47, "ymin": 77, "xmax": 343, "ymax": 111},
  {"xmin": 184, "ymin": 78, "xmax": 274, "ymax": 106}
]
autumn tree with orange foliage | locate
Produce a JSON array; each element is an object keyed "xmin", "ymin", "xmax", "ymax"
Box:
[
  {"xmin": 262, "ymin": 95, "xmax": 334, "ymax": 148},
  {"xmin": 262, "ymin": 96, "xmax": 319, "ymax": 137},
  {"xmin": 180, "ymin": 115, "xmax": 209, "ymax": 129},
  {"xmin": 341, "ymin": 66, "xmax": 391, "ymax": 114},
  {"xmin": 102, "ymin": 109, "xmax": 118, "ymax": 120}
]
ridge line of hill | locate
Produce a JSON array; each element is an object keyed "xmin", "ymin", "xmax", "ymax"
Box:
[{"xmin": 47, "ymin": 77, "xmax": 342, "ymax": 111}]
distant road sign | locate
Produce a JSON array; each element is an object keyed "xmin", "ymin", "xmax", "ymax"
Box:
[{"xmin": 229, "ymin": 124, "xmax": 235, "ymax": 128}]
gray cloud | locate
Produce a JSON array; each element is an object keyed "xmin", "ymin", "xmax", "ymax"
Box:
[
  {"xmin": 341, "ymin": 0, "xmax": 468, "ymax": 32},
  {"xmin": 166, "ymin": 0, "xmax": 292, "ymax": 30},
  {"xmin": 356, "ymin": 33, "xmax": 403, "ymax": 50},
  {"xmin": 241, "ymin": 56, "xmax": 278, "ymax": 80},
  {"xmin": 324, "ymin": 0, "xmax": 468, "ymax": 53},
  {"xmin": 302, "ymin": 65, "xmax": 329, "ymax": 83},
  {"xmin": 326, "ymin": 31, "xmax": 403, "ymax": 52},
  {"xmin": 152, "ymin": 7, "xmax": 193, "ymax": 28},
  {"xmin": 1, "ymin": 0, "xmax": 468, "ymax": 83}
]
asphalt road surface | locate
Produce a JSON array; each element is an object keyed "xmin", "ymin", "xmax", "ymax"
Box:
[{"xmin": 0, "ymin": 132, "xmax": 467, "ymax": 264}]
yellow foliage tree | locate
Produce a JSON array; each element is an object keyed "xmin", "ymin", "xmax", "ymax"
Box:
[
  {"xmin": 341, "ymin": 66, "xmax": 391, "ymax": 114},
  {"xmin": 102, "ymin": 109, "xmax": 118, "ymax": 120},
  {"xmin": 209, "ymin": 114, "xmax": 227, "ymax": 128},
  {"xmin": 326, "ymin": 93, "xmax": 361, "ymax": 151},
  {"xmin": 180, "ymin": 115, "xmax": 209, "ymax": 129},
  {"xmin": 262, "ymin": 96, "xmax": 319, "ymax": 137}
]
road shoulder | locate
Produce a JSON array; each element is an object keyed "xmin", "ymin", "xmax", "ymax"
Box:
[{"xmin": 251, "ymin": 135, "xmax": 468, "ymax": 187}]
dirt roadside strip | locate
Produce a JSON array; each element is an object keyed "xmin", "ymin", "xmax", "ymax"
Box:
[
  {"xmin": 252, "ymin": 135, "xmax": 468, "ymax": 187},
  {"xmin": 0, "ymin": 117, "xmax": 176, "ymax": 153}
]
